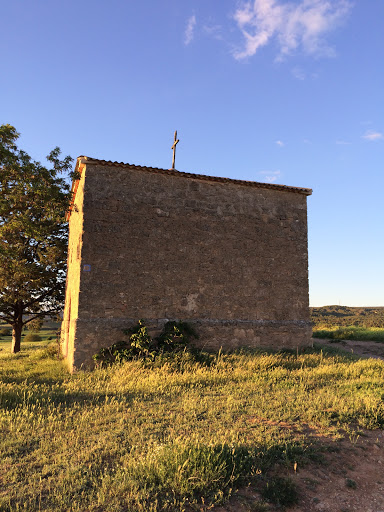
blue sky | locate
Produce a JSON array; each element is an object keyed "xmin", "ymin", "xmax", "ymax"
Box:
[{"xmin": 1, "ymin": 0, "xmax": 383, "ymax": 307}]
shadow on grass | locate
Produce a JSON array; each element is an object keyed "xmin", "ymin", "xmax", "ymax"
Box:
[{"xmin": 0, "ymin": 388, "xmax": 134, "ymax": 412}]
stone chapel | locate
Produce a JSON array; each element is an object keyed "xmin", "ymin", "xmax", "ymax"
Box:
[{"xmin": 61, "ymin": 156, "xmax": 312, "ymax": 371}]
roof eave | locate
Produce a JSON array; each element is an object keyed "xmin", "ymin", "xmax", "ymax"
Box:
[{"xmin": 78, "ymin": 156, "xmax": 313, "ymax": 196}]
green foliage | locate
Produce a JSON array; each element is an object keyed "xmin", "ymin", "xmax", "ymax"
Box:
[
  {"xmin": 27, "ymin": 316, "xmax": 44, "ymax": 333},
  {"xmin": 313, "ymin": 326, "xmax": 384, "ymax": 342},
  {"xmin": 345, "ymin": 478, "xmax": 357, "ymax": 489},
  {"xmin": 94, "ymin": 320, "xmax": 199, "ymax": 365},
  {"xmin": 311, "ymin": 306, "xmax": 384, "ymax": 329},
  {"xmin": 38, "ymin": 342, "xmax": 62, "ymax": 360},
  {"xmin": 125, "ymin": 319, "xmax": 153, "ymax": 357},
  {"xmin": 0, "ymin": 327, "xmax": 11, "ymax": 337},
  {"xmin": 23, "ymin": 332, "xmax": 42, "ymax": 343},
  {"xmin": 123, "ymin": 442, "xmax": 257, "ymax": 508},
  {"xmin": 1, "ymin": 343, "xmax": 384, "ymax": 510},
  {"xmin": 0, "ymin": 124, "xmax": 74, "ymax": 352},
  {"xmin": 261, "ymin": 477, "xmax": 299, "ymax": 507},
  {"xmin": 156, "ymin": 320, "xmax": 198, "ymax": 352}
]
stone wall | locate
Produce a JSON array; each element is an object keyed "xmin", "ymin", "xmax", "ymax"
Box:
[
  {"xmin": 60, "ymin": 167, "xmax": 85, "ymax": 370},
  {"xmin": 62, "ymin": 159, "xmax": 312, "ymax": 371}
]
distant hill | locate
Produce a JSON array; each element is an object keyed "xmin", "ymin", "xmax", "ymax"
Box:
[{"xmin": 310, "ymin": 305, "xmax": 384, "ymax": 328}]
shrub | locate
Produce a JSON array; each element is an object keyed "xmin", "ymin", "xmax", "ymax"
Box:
[
  {"xmin": 93, "ymin": 320, "xmax": 198, "ymax": 365},
  {"xmin": 346, "ymin": 478, "xmax": 357, "ymax": 489},
  {"xmin": 124, "ymin": 319, "xmax": 153, "ymax": 357},
  {"xmin": 24, "ymin": 333, "xmax": 42, "ymax": 343},
  {"xmin": 36, "ymin": 342, "xmax": 62, "ymax": 360},
  {"xmin": 0, "ymin": 327, "xmax": 11, "ymax": 337},
  {"xmin": 156, "ymin": 320, "xmax": 198, "ymax": 352}
]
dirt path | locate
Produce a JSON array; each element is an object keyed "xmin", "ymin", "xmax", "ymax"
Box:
[
  {"xmin": 313, "ymin": 338, "xmax": 384, "ymax": 361},
  {"xmin": 287, "ymin": 430, "xmax": 384, "ymax": 512}
]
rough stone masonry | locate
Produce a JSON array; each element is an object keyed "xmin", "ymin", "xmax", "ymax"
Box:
[{"xmin": 61, "ymin": 157, "xmax": 312, "ymax": 371}]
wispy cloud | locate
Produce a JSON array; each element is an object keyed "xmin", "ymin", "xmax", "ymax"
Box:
[
  {"xmin": 233, "ymin": 0, "xmax": 352, "ymax": 60},
  {"xmin": 291, "ymin": 66, "xmax": 306, "ymax": 80},
  {"xmin": 184, "ymin": 15, "xmax": 196, "ymax": 46},
  {"xmin": 362, "ymin": 130, "xmax": 384, "ymax": 141},
  {"xmin": 258, "ymin": 170, "xmax": 281, "ymax": 183},
  {"xmin": 336, "ymin": 139, "xmax": 351, "ymax": 145},
  {"xmin": 275, "ymin": 140, "xmax": 284, "ymax": 147},
  {"xmin": 203, "ymin": 24, "xmax": 224, "ymax": 41}
]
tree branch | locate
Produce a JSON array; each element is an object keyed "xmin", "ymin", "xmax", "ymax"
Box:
[
  {"xmin": 23, "ymin": 309, "xmax": 61, "ymax": 325},
  {"xmin": 0, "ymin": 312, "xmax": 14, "ymax": 324},
  {"xmin": 23, "ymin": 284, "xmax": 61, "ymax": 310}
]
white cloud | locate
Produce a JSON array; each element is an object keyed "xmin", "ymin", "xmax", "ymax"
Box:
[
  {"xmin": 233, "ymin": 0, "xmax": 352, "ymax": 60},
  {"xmin": 184, "ymin": 15, "xmax": 196, "ymax": 46},
  {"xmin": 336, "ymin": 139, "xmax": 351, "ymax": 145},
  {"xmin": 362, "ymin": 130, "xmax": 384, "ymax": 141},
  {"xmin": 258, "ymin": 170, "xmax": 281, "ymax": 183},
  {"xmin": 275, "ymin": 140, "xmax": 284, "ymax": 147}
]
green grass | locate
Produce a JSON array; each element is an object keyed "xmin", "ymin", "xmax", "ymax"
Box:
[
  {"xmin": 0, "ymin": 328, "xmax": 58, "ymax": 346},
  {"xmin": 313, "ymin": 325, "xmax": 384, "ymax": 342},
  {"xmin": 1, "ymin": 342, "xmax": 384, "ymax": 511}
]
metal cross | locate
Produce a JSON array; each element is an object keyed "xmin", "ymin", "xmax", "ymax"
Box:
[{"xmin": 171, "ymin": 130, "xmax": 179, "ymax": 169}]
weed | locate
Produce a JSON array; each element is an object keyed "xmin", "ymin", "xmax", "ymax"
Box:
[
  {"xmin": 261, "ymin": 476, "xmax": 299, "ymax": 507},
  {"xmin": 94, "ymin": 320, "xmax": 199, "ymax": 365},
  {"xmin": 346, "ymin": 478, "xmax": 357, "ymax": 489},
  {"xmin": 125, "ymin": 319, "xmax": 153, "ymax": 357},
  {"xmin": 156, "ymin": 320, "xmax": 198, "ymax": 352},
  {"xmin": 37, "ymin": 342, "xmax": 63, "ymax": 360}
]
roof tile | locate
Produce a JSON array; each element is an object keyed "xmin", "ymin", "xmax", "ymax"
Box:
[{"xmin": 77, "ymin": 156, "xmax": 312, "ymax": 196}]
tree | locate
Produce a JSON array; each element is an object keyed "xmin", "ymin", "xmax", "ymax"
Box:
[
  {"xmin": 27, "ymin": 316, "xmax": 44, "ymax": 333},
  {"xmin": 0, "ymin": 124, "xmax": 74, "ymax": 353}
]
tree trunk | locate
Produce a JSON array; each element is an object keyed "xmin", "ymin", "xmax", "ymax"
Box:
[{"xmin": 11, "ymin": 304, "xmax": 23, "ymax": 354}]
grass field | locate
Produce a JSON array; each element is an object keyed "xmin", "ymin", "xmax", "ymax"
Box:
[
  {"xmin": 312, "ymin": 325, "xmax": 384, "ymax": 342},
  {"xmin": 0, "ymin": 326, "xmax": 59, "ymax": 345},
  {"xmin": 1, "ymin": 341, "xmax": 384, "ymax": 511}
]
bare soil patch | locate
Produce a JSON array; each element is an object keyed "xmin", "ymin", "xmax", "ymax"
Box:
[
  {"xmin": 313, "ymin": 338, "xmax": 384, "ymax": 361},
  {"xmin": 287, "ymin": 429, "xmax": 384, "ymax": 512}
]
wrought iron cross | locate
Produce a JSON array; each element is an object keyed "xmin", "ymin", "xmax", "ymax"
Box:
[{"xmin": 171, "ymin": 130, "xmax": 179, "ymax": 169}]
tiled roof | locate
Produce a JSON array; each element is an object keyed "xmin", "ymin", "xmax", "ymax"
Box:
[{"xmin": 76, "ymin": 156, "xmax": 312, "ymax": 196}]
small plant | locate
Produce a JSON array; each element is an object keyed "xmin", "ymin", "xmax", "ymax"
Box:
[
  {"xmin": 124, "ymin": 319, "xmax": 153, "ymax": 357},
  {"xmin": 261, "ymin": 476, "xmax": 299, "ymax": 507},
  {"xmin": 93, "ymin": 340, "xmax": 132, "ymax": 365},
  {"xmin": 156, "ymin": 320, "xmax": 198, "ymax": 352},
  {"xmin": 24, "ymin": 333, "xmax": 42, "ymax": 343},
  {"xmin": 346, "ymin": 478, "xmax": 357, "ymax": 489},
  {"xmin": 37, "ymin": 342, "xmax": 62, "ymax": 360}
]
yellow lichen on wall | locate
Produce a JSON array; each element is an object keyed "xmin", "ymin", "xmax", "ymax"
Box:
[{"xmin": 61, "ymin": 164, "xmax": 86, "ymax": 370}]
